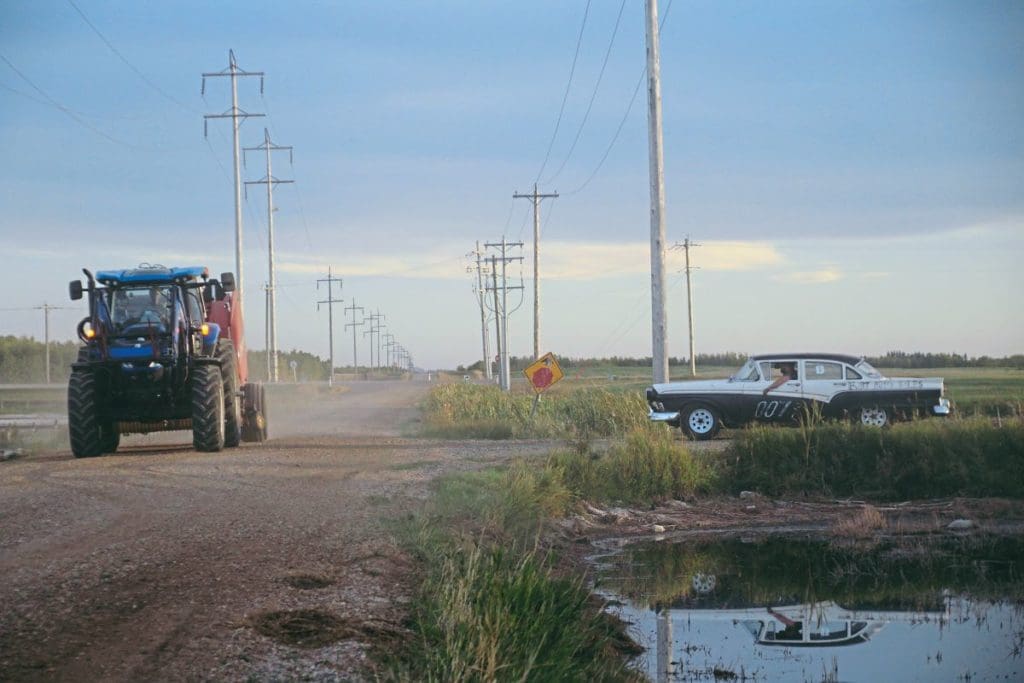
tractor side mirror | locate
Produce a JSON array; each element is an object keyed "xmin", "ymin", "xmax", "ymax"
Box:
[
  {"xmin": 69, "ymin": 280, "xmax": 83, "ymax": 300},
  {"xmin": 220, "ymin": 273, "xmax": 236, "ymax": 293}
]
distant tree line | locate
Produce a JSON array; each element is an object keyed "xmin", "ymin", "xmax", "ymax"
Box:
[
  {"xmin": 246, "ymin": 349, "xmax": 331, "ymax": 382},
  {"xmin": 0, "ymin": 335, "xmax": 80, "ymax": 384},
  {"xmin": 0, "ymin": 336, "xmax": 336, "ymax": 384},
  {"xmin": 866, "ymin": 351, "xmax": 1024, "ymax": 369}
]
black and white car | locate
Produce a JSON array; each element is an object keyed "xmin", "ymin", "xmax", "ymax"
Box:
[{"xmin": 646, "ymin": 354, "xmax": 951, "ymax": 440}]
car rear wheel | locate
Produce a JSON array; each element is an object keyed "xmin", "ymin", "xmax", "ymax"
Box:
[
  {"xmin": 857, "ymin": 407, "xmax": 889, "ymax": 428},
  {"xmin": 682, "ymin": 403, "xmax": 721, "ymax": 440}
]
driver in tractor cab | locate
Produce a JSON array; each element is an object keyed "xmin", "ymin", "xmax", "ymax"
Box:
[{"xmin": 138, "ymin": 287, "xmax": 170, "ymax": 327}]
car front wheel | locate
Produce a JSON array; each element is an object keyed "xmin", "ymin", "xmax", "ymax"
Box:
[
  {"xmin": 857, "ymin": 407, "xmax": 889, "ymax": 428},
  {"xmin": 682, "ymin": 403, "xmax": 721, "ymax": 440}
]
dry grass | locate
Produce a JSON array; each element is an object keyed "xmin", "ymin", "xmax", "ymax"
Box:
[{"xmin": 831, "ymin": 505, "xmax": 886, "ymax": 538}]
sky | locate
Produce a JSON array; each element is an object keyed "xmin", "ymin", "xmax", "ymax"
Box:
[{"xmin": 1, "ymin": 0, "xmax": 1022, "ymax": 371}]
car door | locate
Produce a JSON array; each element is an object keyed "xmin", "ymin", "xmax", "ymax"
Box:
[
  {"xmin": 800, "ymin": 360, "xmax": 846, "ymax": 418},
  {"xmin": 749, "ymin": 360, "xmax": 803, "ymax": 423}
]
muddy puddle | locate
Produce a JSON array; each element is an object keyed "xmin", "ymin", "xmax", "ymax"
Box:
[{"xmin": 592, "ymin": 535, "xmax": 1024, "ymax": 681}]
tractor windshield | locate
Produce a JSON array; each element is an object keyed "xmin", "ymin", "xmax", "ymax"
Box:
[{"xmin": 108, "ymin": 286, "xmax": 174, "ymax": 336}]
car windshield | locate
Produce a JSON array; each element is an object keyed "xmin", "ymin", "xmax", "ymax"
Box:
[
  {"xmin": 731, "ymin": 360, "xmax": 761, "ymax": 382},
  {"xmin": 108, "ymin": 286, "xmax": 173, "ymax": 335},
  {"xmin": 854, "ymin": 359, "xmax": 884, "ymax": 379}
]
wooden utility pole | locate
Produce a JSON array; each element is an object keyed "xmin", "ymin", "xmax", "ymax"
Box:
[
  {"xmin": 645, "ymin": 0, "xmax": 669, "ymax": 384},
  {"xmin": 470, "ymin": 242, "xmax": 493, "ymax": 380},
  {"xmin": 344, "ymin": 300, "xmax": 365, "ymax": 372},
  {"xmin": 316, "ymin": 268, "xmax": 342, "ymax": 386},
  {"xmin": 243, "ymin": 128, "xmax": 293, "ymax": 382},
  {"xmin": 485, "ymin": 239, "xmax": 524, "ymax": 391},
  {"xmin": 513, "ymin": 184, "xmax": 558, "ymax": 360},
  {"xmin": 672, "ymin": 237, "xmax": 700, "ymax": 376},
  {"xmin": 34, "ymin": 303, "xmax": 66, "ymax": 384}
]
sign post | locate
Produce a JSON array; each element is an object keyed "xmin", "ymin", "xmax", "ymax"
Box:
[{"xmin": 523, "ymin": 353, "xmax": 565, "ymax": 418}]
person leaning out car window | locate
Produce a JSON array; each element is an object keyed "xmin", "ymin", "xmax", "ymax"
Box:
[{"xmin": 764, "ymin": 362, "xmax": 797, "ymax": 395}]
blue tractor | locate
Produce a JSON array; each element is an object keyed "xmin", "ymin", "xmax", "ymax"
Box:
[{"xmin": 67, "ymin": 264, "xmax": 267, "ymax": 457}]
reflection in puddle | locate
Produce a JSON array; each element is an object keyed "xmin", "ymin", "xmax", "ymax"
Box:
[{"xmin": 594, "ymin": 536, "xmax": 1024, "ymax": 681}]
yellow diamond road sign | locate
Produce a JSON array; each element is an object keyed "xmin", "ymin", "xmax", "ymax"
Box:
[{"xmin": 523, "ymin": 353, "xmax": 564, "ymax": 394}]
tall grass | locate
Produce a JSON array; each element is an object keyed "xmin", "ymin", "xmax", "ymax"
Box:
[
  {"xmin": 420, "ymin": 384, "xmax": 649, "ymax": 439},
  {"xmin": 725, "ymin": 418, "xmax": 1024, "ymax": 500},
  {"xmin": 550, "ymin": 428, "xmax": 713, "ymax": 505},
  {"xmin": 387, "ymin": 544, "xmax": 636, "ymax": 682}
]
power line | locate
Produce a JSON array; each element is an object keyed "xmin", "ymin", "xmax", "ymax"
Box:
[
  {"xmin": 534, "ymin": 0, "xmax": 592, "ymax": 184},
  {"xmin": 66, "ymin": 0, "xmax": 198, "ymax": 115},
  {"xmin": 0, "ymin": 53, "xmax": 136, "ymax": 148},
  {"xmin": 543, "ymin": 0, "xmax": 628, "ymax": 185},
  {"xmin": 562, "ymin": 0, "xmax": 676, "ymax": 196}
]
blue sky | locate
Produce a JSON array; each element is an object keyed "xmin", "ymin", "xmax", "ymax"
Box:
[{"xmin": 1, "ymin": 1, "xmax": 1021, "ymax": 370}]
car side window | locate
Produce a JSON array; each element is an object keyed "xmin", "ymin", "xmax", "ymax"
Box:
[
  {"xmin": 808, "ymin": 362, "xmax": 843, "ymax": 380},
  {"xmin": 767, "ymin": 361, "xmax": 798, "ymax": 380},
  {"xmin": 845, "ymin": 366, "xmax": 862, "ymax": 380}
]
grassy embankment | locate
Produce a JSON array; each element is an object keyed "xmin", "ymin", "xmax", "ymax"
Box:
[
  {"xmin": 383, "ymin": 427, "xmax": 705, "ymax": 681},
  {"xmin": 392, "ymin": 377, "xmax": 1024, "ymax": 679}
]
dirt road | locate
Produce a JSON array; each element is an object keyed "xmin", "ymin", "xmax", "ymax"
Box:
[{"xmin": 0, "ymin": 379, "xmax": 549, "ymax": 681}]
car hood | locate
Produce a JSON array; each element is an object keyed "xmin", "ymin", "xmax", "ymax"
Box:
[{"xmin": 651, "ymin": 379, "xmax": 738, "ymax": 395}]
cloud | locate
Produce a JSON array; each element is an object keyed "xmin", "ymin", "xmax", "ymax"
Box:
[
  {"xmin": 773, "ymin": 268, "xmax": 844, "ymax": 284},
  {"xmin": 544, "ymin": 240, "xmax": 783, "ymax": 280},
  {"xmin": 275, "ymin": 239, "xmax": 786, "ymax": 282}
]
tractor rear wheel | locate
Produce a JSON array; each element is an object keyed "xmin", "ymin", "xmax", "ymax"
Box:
[
  {"xmin": 216, "ymin": 340, "xmax": 242, "ymax": 447},
  {"xmin": 192, "ymin": 365, "xmax": 225, "ymax": 452},
  {"xmin": 68, "ymin": 369, "xmax": 103, "ymax": 458},
  {"xmin": 241, "ymin": 383, "xmax": 268, "ymax": 442}
]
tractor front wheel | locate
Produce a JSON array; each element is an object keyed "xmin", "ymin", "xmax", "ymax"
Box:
[
  {"xmin": 68, "ymin": 369, "xmax": 103, "ymax": 458},
  {"xmin": 192, "ymin": 365, "xmax": 225, "ymax": 452}
]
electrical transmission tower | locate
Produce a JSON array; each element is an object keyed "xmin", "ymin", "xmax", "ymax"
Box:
[
  {"xmin": 672, "ymin": 237, "xmax": 700, "ymax": 377},
  {"xmin": 202, "ymin": 50, "xmax": 265, "ymax": 321},
  {"xmin": 484, "ymin": 238, "xmax": 524, "ymax": 391},
  {"xmin": 244, "ymin": 128, "xmax": 293, "ymax": 383},
  {"xmin": 316, "ymin": 268, "xmax": 343, "ymax": 386},
  {"xmin": 468, "ymin": 242, "xmax": 493, "ymax": 380},
  {"xmin": 344, "ymin": 300, "xmax": 365, "ymax": 373},
  {"xmin": 513, "ymin": 184, "xmax": 558, "ymax": 360}
]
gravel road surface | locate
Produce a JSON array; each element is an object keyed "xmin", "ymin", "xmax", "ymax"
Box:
[{"xmin": 0, "ymin": 379, "xmax": 550, "ymax": 681}]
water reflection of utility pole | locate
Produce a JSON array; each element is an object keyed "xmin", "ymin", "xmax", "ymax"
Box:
[{"xmin": 656, "ymin": 604, "xmax": 674, "ymax": 682}]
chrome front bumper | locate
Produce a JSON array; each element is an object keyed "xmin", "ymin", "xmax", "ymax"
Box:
[
  {"xmin": 932, "ymin": 397, "xmax": 952, "ymax": 416},
  {"xmin": 648, "ymin": 407, "xmax": 681, "ymax": 422}
]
